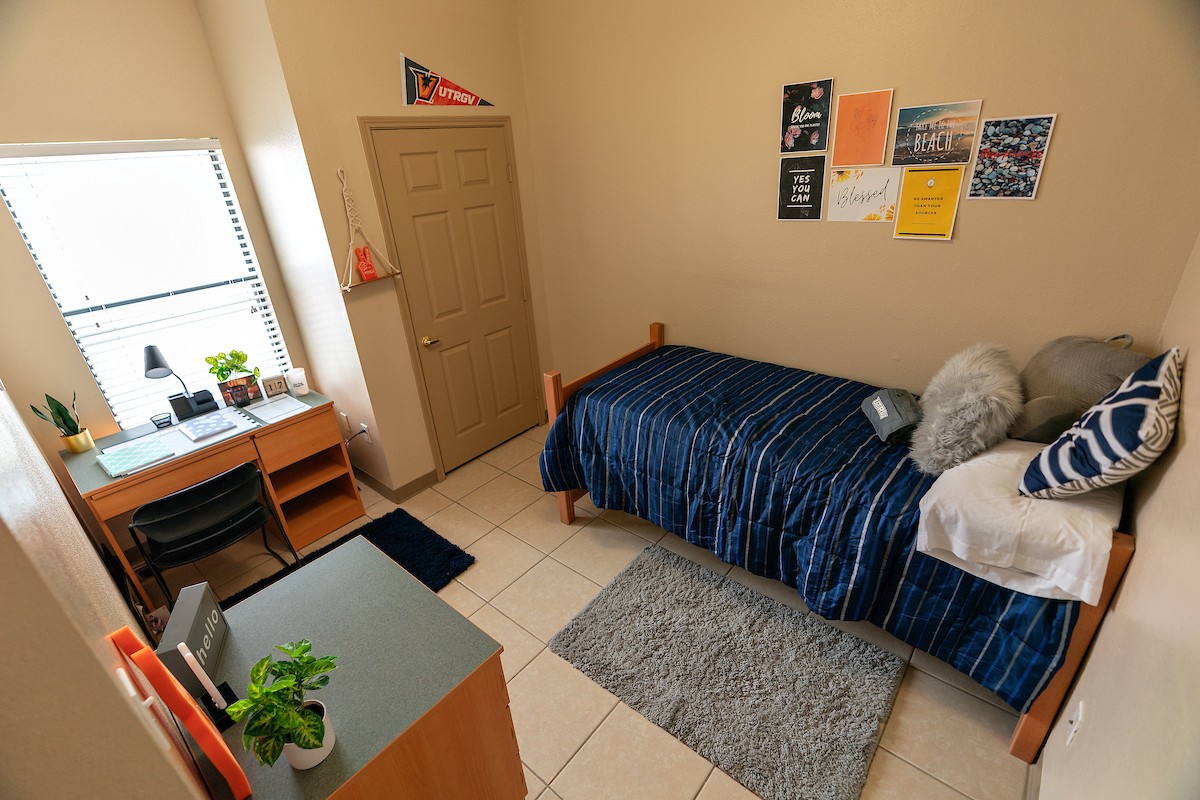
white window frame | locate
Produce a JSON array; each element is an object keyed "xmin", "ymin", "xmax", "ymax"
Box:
[{"xmin": 0, "ymin": 138, "xmax": 292, "ymax": 429}]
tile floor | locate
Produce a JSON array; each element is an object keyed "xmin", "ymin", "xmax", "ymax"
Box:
[{"xmin": 165, "ymin": 425, "xmax": 1033, "ymax": 800}]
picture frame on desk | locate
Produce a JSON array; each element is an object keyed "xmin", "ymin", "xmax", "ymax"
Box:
[{"xmin": 217, "ymin": 376, "xmax": 262, "ymax": 408}]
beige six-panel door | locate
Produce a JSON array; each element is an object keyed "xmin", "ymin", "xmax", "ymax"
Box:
[{"xmin": 368, "ymin": 121, "xmax": 540, "ymax": 472}]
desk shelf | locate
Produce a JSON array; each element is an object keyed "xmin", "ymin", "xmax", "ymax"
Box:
[
  {"xmin": 280, "ymin": 477, "xmax": 363, "ymax": 548},
  {"xmin": 269, "ymin": 446, "xmax": 348, "ymax": 503}
]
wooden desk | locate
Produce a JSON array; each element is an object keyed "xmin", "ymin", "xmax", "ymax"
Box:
[
  {"xmin": 206, "ymin": 538, "xmax": 526, "ymax": 799},
  {"xmin": 62, "ymin": 393, "xmax": 364, "ymax": 608}
]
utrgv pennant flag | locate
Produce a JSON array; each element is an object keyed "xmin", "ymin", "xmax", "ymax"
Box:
[{"xmin": 402, "ymin": 55, "xmax": 493, "ymax": 106}]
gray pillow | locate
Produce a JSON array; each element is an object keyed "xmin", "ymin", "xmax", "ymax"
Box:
[
  {"xmin": 1011, "ymin": 335, "xmax": 1151, "ymax": 444},
  {"xmin": 909, "ymin": 344, "xmax": 1024, "ymax": 475}
]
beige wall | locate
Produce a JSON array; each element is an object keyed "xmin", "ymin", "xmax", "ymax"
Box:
[
  {"xmin": 0, "ymin": 386, "xmax": 204, "ymax": 799},
  {"xmin": 0, "ymin": 0, "xmax": 309, "ymax": 481},
  {"xmin": 1039, "ymin": 227, "xmax": 1200, "ymax": 797},
  {"xmin": 252, "ymin": 0, "xmax": 547, "ymax": 487},
  {"xmin": 515, "ymin": 0, "xmax": 1200, "ymax": 391}
]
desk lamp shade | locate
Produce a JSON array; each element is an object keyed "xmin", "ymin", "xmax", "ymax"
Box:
[{"xmin": 144, "ymin": 345, "xmax": 219, "ymax": 420}]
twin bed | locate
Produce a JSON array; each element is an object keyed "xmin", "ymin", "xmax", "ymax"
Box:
[{"xmin": 539, "ymin": 323, "xmax": 1134, "ymax": 763}]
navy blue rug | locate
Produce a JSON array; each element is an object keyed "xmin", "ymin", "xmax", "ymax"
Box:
[{"xmin": 220, "ymin": 509, "xmax": 474, "ymax": 608}]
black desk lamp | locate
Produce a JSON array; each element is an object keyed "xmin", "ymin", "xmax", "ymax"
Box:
[{"xmin": 144, "ymin": 345, "xmax": 218, "ymax": 421}]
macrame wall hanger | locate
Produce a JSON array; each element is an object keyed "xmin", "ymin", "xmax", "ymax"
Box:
[{"xmin": 338, "ymin": 167, "xmax": 399, "ymax": 292}]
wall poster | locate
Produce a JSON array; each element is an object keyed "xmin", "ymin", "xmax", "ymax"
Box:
[
  {"xmin": 893, "ymin": 165, "xmax": 965, "ymax": 241},
  {"xmin": 780, "ymin": 79, "xmax": 833, "ymax": 153},
  {"xmin": 827, "ymin": 167, "xmax": 901, "ymax": 222},
  {"xmin": 830, "ymin": 89, "xmax": 894, "ymax": 167},
  {"xmin": 778, "ymin": 155, "xmax": 827, "ymax": 220},
  {"xmin": 967, "ymin": 115, "xmax": 1057, "ymax": 199},
  {"xmin": 891, "ymin": 100, "xmax": 982, "ymax": 166}
]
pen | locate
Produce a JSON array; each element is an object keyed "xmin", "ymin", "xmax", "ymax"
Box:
[{"xmin": 177, "ymin": 642, "xmax": 226, "ymax": 709}]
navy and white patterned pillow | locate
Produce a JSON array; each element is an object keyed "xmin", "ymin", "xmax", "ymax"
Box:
[{"xmin": 1020, "ymin": 348, "xmax": 1183, "ymax": 499}]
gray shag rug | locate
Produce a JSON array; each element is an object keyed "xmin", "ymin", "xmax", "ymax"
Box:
[{"xmin": 549, "ymin": 546, "xmax": 905, "ymax": 800}]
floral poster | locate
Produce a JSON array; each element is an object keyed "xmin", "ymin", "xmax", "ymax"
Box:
[
  {"xmin": 893, "ymin": 165, "xmax": 965, "ymax": 241},
  {"xmin": 967, "ymin": 115, "xmax": 1057, "ymax": 199},
  {"xmin": 777, "ymin": 155, "xmax": 826, "ymax": 220},
  {"xmin": 780, "ymin": 79, "xmax": 833, "ymax": 153},
  {"xmin": 827, "ymin": 167, "xmax": 901, "ymax": 222},
  {"xmin": 830, "ymin": 88, "xmax": 894, "ymax": 167},
  {"xmin": 891, "ymin": 100, "xmax": 982, "ymax": 166}
]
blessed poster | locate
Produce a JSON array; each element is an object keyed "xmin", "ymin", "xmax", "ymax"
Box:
[
  {"xmin": 830, "ymin": 89, "xmax": 894, "ymax": 167},
  {"xmin": 827, "ymin": 168, "xmax": 901, "ymax": 222},
  {"xmin": 778, "ymin": 155, "xmax": 826, "ymax": 220}
]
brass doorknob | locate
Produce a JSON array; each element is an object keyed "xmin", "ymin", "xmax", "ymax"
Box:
[{"xmin": 421, "ymin": 336, "xmax": 441, "ymax": 348}]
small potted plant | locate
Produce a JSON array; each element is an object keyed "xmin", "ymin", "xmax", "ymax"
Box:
[
  {"xmin": 226, "ymin": 640, "xmax": 338, "ymax": 770},
  {"xmin": 30, "ymin": 392, "xmax": 94, "ymax": 453},
  {"xmin": 205, "ymin": 349, "xmax": 263, "ymax": 407}
]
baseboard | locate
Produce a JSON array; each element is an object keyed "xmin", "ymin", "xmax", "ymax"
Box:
[
  {"xmin": 1026, "ymin": 756, "xmax": 1042, "ymax": 800},
  {"xmin": 354, "ymin": 467, "xmax": 437, "ymax": 505}
]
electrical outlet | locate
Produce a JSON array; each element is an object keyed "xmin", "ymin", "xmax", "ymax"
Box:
[
  {"xmin": 339, "ymin": 411, "xmax": 351, "ymax": 434},
  {"xmin": 1065, "ymin": 700, "xmax": 1084, "ymax": 746},
  {"xmin": 359, "ymin": 423, "xmax": 372, "ymax": 444}
]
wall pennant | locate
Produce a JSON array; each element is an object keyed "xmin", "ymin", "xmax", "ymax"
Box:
[{"xmin": 402, "ymin": 54, "xmax": 493, "ymax": 106}]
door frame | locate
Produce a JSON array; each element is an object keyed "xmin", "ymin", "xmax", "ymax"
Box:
[{"xmin": 359, "ymin": 115, "xmax": 543, "ymax": 478}]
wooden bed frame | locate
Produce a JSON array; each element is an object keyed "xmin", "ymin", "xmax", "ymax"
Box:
[{"xmin": 542, "ymin": 322, "xmax": 1135, "ymax": 764}]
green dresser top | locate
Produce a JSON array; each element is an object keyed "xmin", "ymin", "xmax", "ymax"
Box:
[{"xmin": 210, "ymin": 537, "xmax": 500, "ymax": 799}]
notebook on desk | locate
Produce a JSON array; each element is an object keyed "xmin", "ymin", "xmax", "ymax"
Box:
[
  {"xmin": 96, "ymin": 437, "xmax": 175, "ymax": 477},
  {"xmin": 179, "ymin": 414, "xmax": 237, "ymax": 441}
]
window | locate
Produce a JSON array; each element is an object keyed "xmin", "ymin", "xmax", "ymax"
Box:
[{"xmin": 0, "ymin": 140, "xmax": 291, "ymax": 429}]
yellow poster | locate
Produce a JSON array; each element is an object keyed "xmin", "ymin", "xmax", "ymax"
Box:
[{"xmin": 893, "ymin": 166, "xmax": 965, "ymax": 241}]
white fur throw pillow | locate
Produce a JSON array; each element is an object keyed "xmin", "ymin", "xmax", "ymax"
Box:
[{"xmin": 910, "ymin": 344, "xmax": 1024, "ymax": 475}]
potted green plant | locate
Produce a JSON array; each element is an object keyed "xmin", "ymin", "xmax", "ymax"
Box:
[
  {"xmin": 225, "ymin": 639, "xmax": 338, "ymax": 770},
  {"xmin": 205, "ymin": 349, "xmax": 262, "ymax": 407},
  {"xmin": 30, "ymin": 392, "xmax": 94, "ymax": 453}
]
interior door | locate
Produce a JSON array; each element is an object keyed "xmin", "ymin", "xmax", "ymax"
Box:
[{"xmin": 369, "ymin": 123, "xmax": 540, "ymax": 472}]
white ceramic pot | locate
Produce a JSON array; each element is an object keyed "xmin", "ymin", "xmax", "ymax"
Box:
[{"xmin": 282, "ymin": 700, "xmax": 336, "ymax": 770}]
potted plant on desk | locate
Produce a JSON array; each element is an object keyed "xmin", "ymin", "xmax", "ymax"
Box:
[
  {"xmin": 226, "ymin": 639, "xmax": 338, "ymax": 770},
  {"xmin": 206, "ymin": 349, "xmax": 262, "ymax": 408},
  {"xmin": 30, "ymin": 392, "xmax": 94, "ymax": 453}
]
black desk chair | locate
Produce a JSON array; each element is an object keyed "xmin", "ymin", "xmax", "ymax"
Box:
[{"xmin": 129, "ymin": 462, "xmax": 299, "ymax": 606}]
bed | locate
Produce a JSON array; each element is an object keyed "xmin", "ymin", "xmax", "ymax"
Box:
[{"xmin": 540, "ymin": 323, "xmax": 1134, "ymax": 763}]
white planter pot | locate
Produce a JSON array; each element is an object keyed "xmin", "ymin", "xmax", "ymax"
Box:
[{"xmin": 282, "ymin": 700, "xmax": 336, "ymax": 770}]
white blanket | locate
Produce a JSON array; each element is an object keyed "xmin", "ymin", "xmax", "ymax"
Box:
[{"xmin": 917, "ymin": 439, "xmax": 1122, "ymax": 605}]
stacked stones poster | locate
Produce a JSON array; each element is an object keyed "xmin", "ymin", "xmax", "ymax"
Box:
[
  {"xmin": 891, "ymin": 100, "xmax": 982, "ymax": 166},
  {"xmin": 967, "ymin": 115, "xmax": 1056, "ymax": 199},
  {"xmin": 778, "ymin": 155, "xmax": 826, "ymax": 220},
  {"xmin": 780, "ymin": 79, "xmax": 833, "ymax": 153}
]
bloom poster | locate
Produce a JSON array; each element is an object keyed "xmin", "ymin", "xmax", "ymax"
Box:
[
  {"xmin": 891, "ymin": 100, "xmax": 982, "ymax": 166},
  {"xmin": 967, "ymin": 115, "xmax": 1057, "ymax": 199},
  {"xmin": 830, "ymin": 88, "xmax": 894, "ymax": 167},
  {"xmin": 827, "ymin": 167, "xmax": 901, "ymax": 222},
  {"xmin": 780, "ymin": 79, "xmax": 833, "ymax": 153},
  {"xmin": 893, "ymin": 165, "xmax": 965, "ymax": 241},
  {"xmin": 778, "ymin": 155, "xmax": 826, "ymax": 220}
]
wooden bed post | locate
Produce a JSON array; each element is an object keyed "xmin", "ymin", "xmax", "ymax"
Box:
[
  {"xmin": 1009, "ymin": 531, "xmax": 1135, "ymax": 762},
  {"xmin": 542, "ymin": 323, "xmax": 667, "ymax": 526}
]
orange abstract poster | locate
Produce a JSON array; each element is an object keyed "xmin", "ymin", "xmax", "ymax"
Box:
[{"xmin": 830, "ymin": 89, "xmax": 894, "ymax": 167}]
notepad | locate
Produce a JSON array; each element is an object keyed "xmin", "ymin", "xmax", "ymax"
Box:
[
  {"xmin": 96, "ymin": 438, "xmax": 175, "ymax": 477},
  {"xmin": 179, "ymin": 414, "xmax": 237, "ymax": 441}
]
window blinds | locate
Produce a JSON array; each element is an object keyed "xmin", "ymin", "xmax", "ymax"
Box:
[{"xmin": 0, "ymin": 141, "xmax": 291, "ymax": 429}]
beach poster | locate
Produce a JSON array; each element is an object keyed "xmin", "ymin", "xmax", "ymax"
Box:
[{"xmin": 891, "ymin": 100, "xmax": 982, "ymax": 166}]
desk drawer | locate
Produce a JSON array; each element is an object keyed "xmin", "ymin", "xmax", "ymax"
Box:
[
  {"xmin": 90, "ymin": 438, "xmax": 260, "ymax": 519},
  {"xmin": 254, "ymin": 406, "xmax": 343, "ymax": 471}
]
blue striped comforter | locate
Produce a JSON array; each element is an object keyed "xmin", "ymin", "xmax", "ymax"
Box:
[{"xmin": 541, "ymin": 345, "xmax": 1078, "ymax": 712}]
